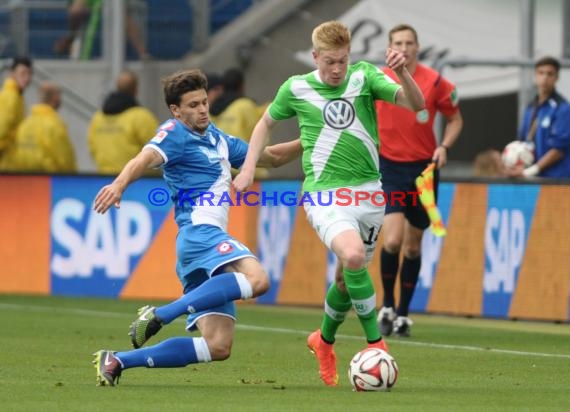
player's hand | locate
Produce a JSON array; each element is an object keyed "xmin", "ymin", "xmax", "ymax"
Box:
[
  {"xmin": 385, "ymin": 48, "xmax": 407, "ymax": 73},
  {"xmin": 93, "ymin": 184, "xmax": 123, "ymax": 214},
  {"xmin": 432, "ymin": 147, "xmax": 447, "ymax": 168},
  {"xmin": 505, "ymin": 164, "xmax": 524, "ymax": 178},
  {"xmin": 232, "ymin": 171, "xmax": 254, "ymax": 192}
]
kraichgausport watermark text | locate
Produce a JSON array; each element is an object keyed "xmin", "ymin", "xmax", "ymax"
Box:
[{"xmin": 147, "ymin": 188, "xmax": 421, "ymax": 207}]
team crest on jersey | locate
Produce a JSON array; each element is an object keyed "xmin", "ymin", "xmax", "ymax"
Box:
[
  {"xmin": 350, "ymin": 77, "xmax": 363, "ymax": 89},
  {"xmin": 323, "ymin": 98, "xmax": 355, "ymax": 129},
  {"xmin": 416, "ymin": 109, "xmax": 429, "ymax": 124},
  {"xmin": 217, "ymin": 242, "xmax": 234, "ymax": 254},
  {"xmin": 151, "ymin": 130, "xmax": 168, "ymax": 143}
]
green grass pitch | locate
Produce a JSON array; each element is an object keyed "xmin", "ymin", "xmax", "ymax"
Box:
[{"xmin": 1, "ymin": 294, "xmax": 569, "ymax": 412}]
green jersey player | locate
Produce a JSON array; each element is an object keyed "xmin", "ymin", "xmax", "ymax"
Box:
[{"xmin": 233, "ymin": 20, "xmax": 425, "ymax": 386}]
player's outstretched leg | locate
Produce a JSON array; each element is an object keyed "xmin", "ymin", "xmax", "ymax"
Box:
[
  {"xmin": 129, "ymin": 305, "xmax": 163, "ymax": 349},
  {"xmin": 307, "ymin": 329, "xmax": 338, "ymax": 386},
  {"xmin": 92, "ymin": 350, "xmax": 122, "ymax": 386}
]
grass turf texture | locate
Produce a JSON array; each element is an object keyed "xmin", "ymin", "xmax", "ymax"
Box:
[{"xmin": 1, "ymin": 295, "xmax": 569, "ymax": 412}]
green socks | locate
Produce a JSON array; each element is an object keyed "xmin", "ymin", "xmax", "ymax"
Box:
[
  {"xmin": 320, "ymin": 282, "xmax": 352, "ymax": 343},
  {"xmin": 344, "ymin": 267, "xmax": 381, "ymax": 342}
]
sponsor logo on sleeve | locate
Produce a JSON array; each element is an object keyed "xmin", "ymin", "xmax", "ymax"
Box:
[
  {"xmin": 160, "ymin": 120, "xmax": 176, "ymax": 131},
  {"xmin": 451, "ymin": 88, "xmax": 459, "ymax": 106},
  {"xmin": 151, "ymin": 130, "xmax": 168, "ymax": 143}
]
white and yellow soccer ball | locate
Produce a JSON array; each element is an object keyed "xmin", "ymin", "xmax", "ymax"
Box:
[
  {"xmin": 501, "ymin": 141, "xmax": 535, "ymax": 168},
  {"xmin": 348, "ymin": 348, "xmax": 399, "ymax": 392}
]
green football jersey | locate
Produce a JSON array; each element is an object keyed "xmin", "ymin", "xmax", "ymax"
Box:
[{"xmin": 269, "ymin": 61, "xmax": 401, "ymax": 192}]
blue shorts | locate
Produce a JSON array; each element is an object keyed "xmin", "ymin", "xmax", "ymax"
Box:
[
  {"xmin": 380, "ymin": 156, "xmax": 439, "ymax": 230},
  {"xmin": 175, "ymin": 224, "xmax": 255, "ymax": 331}
]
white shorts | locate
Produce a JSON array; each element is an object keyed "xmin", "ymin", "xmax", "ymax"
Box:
[{"xmin": 303, "ymin": 180, "xmax": 386, "ymax": 265}]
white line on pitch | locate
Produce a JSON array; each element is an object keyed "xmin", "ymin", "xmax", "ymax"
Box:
[{"xmin": 2, "ymin": 302, "xmax": 570, "ymax": 360}]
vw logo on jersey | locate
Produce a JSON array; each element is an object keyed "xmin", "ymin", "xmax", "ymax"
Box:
[{"xmin": 323, "ymin": 98, "xmax": 355, "ymax": 129}]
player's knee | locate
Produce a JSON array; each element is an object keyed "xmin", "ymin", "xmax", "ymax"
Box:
[
  {"xmin": 246, "ymin": 266, "xmax": 270, "ymax": 297},
  {"xmin": 208, "ymin": 339, "xmax": 232, "ymax": 361},
  {"xmin": 383, "ymin": 237, "xmax": 401, "ymax": 254},
  {"xmin": 402, "ymin": 236, "xmax": 422, "ymax": 258},
  {"xmin": 340, "ymin": 248, "xmax": 366, "ymax": 270},
  {"xmin": 404, "ymin": 247, "xmax": 421, "ymax": 259}
]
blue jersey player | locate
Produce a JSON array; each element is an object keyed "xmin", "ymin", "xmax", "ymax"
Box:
[{"xmin": 91, "ymin": 69, "xmax": 301, "ymax": 386}]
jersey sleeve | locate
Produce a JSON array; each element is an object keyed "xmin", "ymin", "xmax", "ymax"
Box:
[
  {"xmin": 223, "ymin": 133, "xmax": 249, "ymax": 168},
  {"xmin": 268, "ymin": 78, "xmax": 297, "ymax": 120},
  {"xmin": 435, "ymin": 76, "xmax": 460, "ymax": 117},
  {"xmin": 549, "ymin": 103, "xmax": 570, "ymax": 152},
  {"xmin": 366, "ymin": 63, "xmax": 401, "ymax": 103},
  {"xmin": 145, "ymin": 119, "xmax": 183, "ymax": 164}
]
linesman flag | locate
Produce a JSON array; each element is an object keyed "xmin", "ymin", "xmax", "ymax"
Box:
[{"xmin": 415, "ymin": 163, "xmax": 447, "ymax": 237}]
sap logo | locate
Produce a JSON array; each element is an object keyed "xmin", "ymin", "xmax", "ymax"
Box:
[
  {"xmin": 484, "ymin": 208, "xmax": 526, "ymax": 293},
  {"xmin": 51, "ymin": 198, "xmax": 152, "ymax": 279},
  {"xmin": 419, "ymin": 230, "xmax": 443, "ymax": 288},
  {"xmin": 257, "ymin": 205, "xmax": 292, "ymax": 282}
]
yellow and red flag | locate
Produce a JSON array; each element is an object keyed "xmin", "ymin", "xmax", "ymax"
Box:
[{"xmin": 415, "ymin": 163, "xmax": 447, "ymax": 237}]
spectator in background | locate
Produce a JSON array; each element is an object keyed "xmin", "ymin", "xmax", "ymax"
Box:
[
  {"xmin": 55, "ymin": 0, "xmax": 151, "ymax": 60},
  {"xmin": 375, "ymin": 24, "xmax": 463, "ymax": 338},
  {"xmin": 0, "ymin": 56, "xmax": 33, "ymax": 170},
  {"xmin": 88, "ymin": 69, "xmax": 159, "ymax": 174},
  {"xmin": 210, "ymin": 67, "xmax": 269, "ymax": 179},
  {"xmin": 206, "ymin": 73, "xmax": 224, "ymax": 108},
  {"xmin": 508, "ymin": 56, "xmax": 570, "ymax": 178},
  {"xmin": 473, "ymin": 149, "xmax": 506, "ymax": 178},
  {"xmin": 11, "ymin": 81, "xmax": 77, "ymax": 173}
]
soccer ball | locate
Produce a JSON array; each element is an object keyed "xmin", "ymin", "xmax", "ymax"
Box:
[
  {"xmin": 501, "ymin": 141, "xmax": 535, "ymax": 168},
  {"xmin": 348, "ymin": 348, "xmax": 399, "ymax": 392}
]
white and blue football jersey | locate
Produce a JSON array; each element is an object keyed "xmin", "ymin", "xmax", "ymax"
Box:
[{"xmin": 145, "ymin": 118, "xmax": 248, "ymax": 229}]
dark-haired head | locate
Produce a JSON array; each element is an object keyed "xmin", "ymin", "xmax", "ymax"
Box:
[
  {"xmin": 162, "ymin": 69, "xmax": 208, "ymax": 107},
  {"xmin": 11, "ymin": 56, "xmax": 32, "ymax": 71}
]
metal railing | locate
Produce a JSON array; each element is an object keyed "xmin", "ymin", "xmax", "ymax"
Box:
[{"xmin": 4, "ymin": 0, "xmax": 67, "ymax": 56}]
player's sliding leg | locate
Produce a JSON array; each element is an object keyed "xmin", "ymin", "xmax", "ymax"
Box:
[
  {"xmin": 95, "ymin": 315, "xmax": 233, "ymax": 386},
  {"xmin": 129, "ymin": 272, "xmax": 251, "ymax": 348},
  {"xmin": 94, "ymin": 337, "xmax": 211, "ymax": 386},
  {"xmin": 130, "ymin": 257, "xmax": 267, "ymax": 349}
]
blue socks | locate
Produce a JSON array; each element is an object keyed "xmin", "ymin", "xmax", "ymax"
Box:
[
  {"xmin": 116, "ymin": 337, "xmax": 211, "ymax": 369},
  {"xmin": 155, "ymin": 272, "xmax": 253, "ymax": 324}
]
